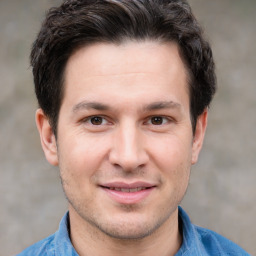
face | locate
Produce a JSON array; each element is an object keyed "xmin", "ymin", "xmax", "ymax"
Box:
[{"xmin": 37, "ymin": 41, "xmax": 207, "ymax": 240}]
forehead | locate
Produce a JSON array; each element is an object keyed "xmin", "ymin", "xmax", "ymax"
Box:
[
  {"xmin": 62, "ymin": 41, "xmax": 189, "ymax": 109},
  {"xmin": 65, "ymin": 41, "xmax": 188, "ymax": 80}
]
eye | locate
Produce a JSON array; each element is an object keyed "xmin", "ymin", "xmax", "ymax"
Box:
[
  {"xmin": 149, "ymin": 116, "xmax": 168, "ymax": 125},
  {"xmin": 86, "ymin": 116, "xmax": 108, "ymax": 125}
]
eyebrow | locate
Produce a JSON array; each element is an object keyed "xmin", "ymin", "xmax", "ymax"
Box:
[
  {"xmin": 72, "ymin": 100, "xmax": 181, "ymax": 113},
  {"xmin": 143, "ymin": 101, "xmax": 181, "ymax": 112},
  {"xmin": 72, "ymin": 101, "xmax": 109, "ymax": 113}
]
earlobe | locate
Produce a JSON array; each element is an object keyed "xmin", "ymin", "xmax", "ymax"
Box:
[
  {"xmin": 191, "ymin": 109, "xmax": 208, "ymax": 165},
  {"xmin": 35, "ymin": 109, "xmax": 59, "ymax": 166}
]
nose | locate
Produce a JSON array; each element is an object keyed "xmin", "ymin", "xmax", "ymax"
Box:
[{"xmin": 108, "ymin": 122, "xmax": 149, "ymax": 172}]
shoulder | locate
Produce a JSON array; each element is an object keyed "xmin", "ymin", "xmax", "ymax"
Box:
[
  {"xmin": 193, "ymin": 225, "xmax": 250, "ymax": 256},
  {"xmin": 17, "ymin": 234, "xmax": 56, "ymax": 256},
  {"xmin": 178, "ymin": 207, "xmax": 250, "ymax": 256},
  {"xmin": 16, "ymin": 212, "xmax": 77, "ymax": 256}
]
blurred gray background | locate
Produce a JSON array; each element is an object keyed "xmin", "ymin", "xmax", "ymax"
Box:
[{"xmin": 0, "ymin": 0, "xmax": 255, "ymax": 255}]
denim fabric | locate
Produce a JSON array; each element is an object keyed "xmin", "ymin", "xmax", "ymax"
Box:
[
  {"xmin": 17, "ymin": 212, "xmax": 78, "ymax": 256},
  {"xmin": 17, "ymin": 207, "xmax": 250, "ymax": 256},
  {"xmin": 176, "ymin": 207, "xmax": 250, "ymax": 256}
]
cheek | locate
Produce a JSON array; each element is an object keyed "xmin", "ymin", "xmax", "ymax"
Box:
[
  {"xmin": 59, "ymin": 133, "xmax": 110, "ymax": 178},
  {"xmin": 149, "ymin": 135, "xmax": 192, "ymax": 196},
  {"xmin": 149, "ymin": 134, "xmax": 193, "ymax": 170}
]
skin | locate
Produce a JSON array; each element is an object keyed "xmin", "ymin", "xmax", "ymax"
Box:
[{"xmin": 36, "ymin": 41, "xmax": 208, "ymax": 256}]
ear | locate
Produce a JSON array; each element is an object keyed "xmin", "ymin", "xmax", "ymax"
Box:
[
  {"xmin": 191, "ymin": 109, "xmax": 208, "ymax": 165},
  {"xmin": 35, "ymin": 109, "xmax": 59, "ymax": 166}
]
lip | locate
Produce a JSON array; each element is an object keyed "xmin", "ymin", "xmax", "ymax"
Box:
[{"xmin": 100, "ymin": 181, "xmax": 157, "ymax": 204}]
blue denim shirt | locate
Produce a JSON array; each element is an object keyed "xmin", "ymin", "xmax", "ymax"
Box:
[{"xmin": 18, "ymin": 207, "xmax": 250, "ymax": 256}]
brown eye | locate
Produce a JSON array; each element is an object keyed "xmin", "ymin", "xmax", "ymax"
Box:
[
  {"xmin": 90, "ymin": 116, "xmax": 103, "ymax": 125},
  {"xmin": 151, "ymin": 116, "xmax": 164, "ymax": 125}
]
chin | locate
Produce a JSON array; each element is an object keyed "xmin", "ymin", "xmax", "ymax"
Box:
[
  {"xmin": 89, "ymin": 212, "xmax": 170, "ymax": 241},
  {"xmin": 96, "ymin": 222, "xmax": 157, "ymax": 240}
]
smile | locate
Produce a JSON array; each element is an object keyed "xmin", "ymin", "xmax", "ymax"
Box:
[
  {"xmin": 100, "ymin": 182, "xmax": 156, "ymax": 204},
  {"xmin": 107, "ymin": 187, "xmax": 148, "ymax": 192}
]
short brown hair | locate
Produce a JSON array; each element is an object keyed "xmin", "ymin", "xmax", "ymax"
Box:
[{"xmin": 31, "ymin": 0, "xmax": 216, "ymax": 135}]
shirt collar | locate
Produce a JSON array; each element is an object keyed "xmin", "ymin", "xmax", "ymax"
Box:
[
  {"xmin": 54, "ymin": 212, "xmax": 79, "ymax": 256},
  {"xmin": 53, "ymin": 207, "xmax": 200, "ymax": 256},
  {"xmin": 176, "ymin": 206, "xmax": 201, "ymax": 256}
]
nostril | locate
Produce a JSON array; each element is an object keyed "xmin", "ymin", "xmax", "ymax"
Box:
[{"xmin": 108, "ymin": 136, "xmax": 149, "ymax": 171}]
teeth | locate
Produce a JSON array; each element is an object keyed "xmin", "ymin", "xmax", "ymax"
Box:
[
  {"xmin": 121, "ymin": 188, "xmax": 130, "ymax": 192},
  {"xmin": 109, "ymin": 187, "xmax": 146, "ymax": 192}
]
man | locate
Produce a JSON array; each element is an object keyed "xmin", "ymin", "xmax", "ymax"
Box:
[{"xmin": 18, "ymin": 0, "xmax": 249, "ymax": 255}]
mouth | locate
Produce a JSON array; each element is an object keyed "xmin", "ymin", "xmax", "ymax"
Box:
[
  {"xmin": 103, "ymin": 186, "xmax": 150, "ymax": 192},
  {"xmin": 100, "ymin": 182, "xmax": 156, "ymax": 204}
]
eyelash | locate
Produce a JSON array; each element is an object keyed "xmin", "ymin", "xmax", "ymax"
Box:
[
  {"xmin": 82, "ymin": 115, "xmax": 172, "ymax": 126},
  {"xmin": 145, "ymin": 116, "xmax": 170, "ymax": 125},
  {"xmin": 82, "ymin": 116, "xmax": 109, "ymax": 126}
]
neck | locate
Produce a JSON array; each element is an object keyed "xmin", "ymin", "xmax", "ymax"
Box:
[{"xmin": 69, "ymin": 207, "xmax": 182, "ymax": 256}]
